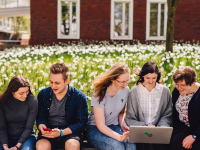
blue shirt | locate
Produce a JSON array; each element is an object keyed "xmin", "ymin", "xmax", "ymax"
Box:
[{"xmin": 36, "ymin": 84, "xmax": 88, "ymax": 133}]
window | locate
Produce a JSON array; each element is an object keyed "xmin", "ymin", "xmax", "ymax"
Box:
[
  {"xmin": 0, "ymin": 0, "xmax": 30, "ymax": 45},
  {"xmin": 0, "ymin": 0, "xmax": 30, "ymax": 8},
  {"xmin": 146, "ymin": 0, "xmax": 167, "ymax": 40},
  {"xmin": 110, "ymin": 0, "xmax": 133, "ymax": 40},
  {"xmin": 57, "ymin": 0, "xmax": 80, "ymax": 39}
]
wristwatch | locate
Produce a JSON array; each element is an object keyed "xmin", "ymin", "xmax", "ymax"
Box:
[{"xmin": 192, "ymin": 135, "xmax": 197, "ymax": 139}]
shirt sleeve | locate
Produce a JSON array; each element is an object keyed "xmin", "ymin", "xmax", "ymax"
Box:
[
  {"xmin": 68, "ymin": 92, "xmax": 88, "ymax": 133},
  {"xmin": 0, "ymin": 104, "xmax": 8, "ymax": 145},
  {"xmin": 18, "ymin": 96, "xmax": 38, "ymax": 144},
  {"xmin": 91, "ymin": 96, "xmax": 105, "ymax": 108}
]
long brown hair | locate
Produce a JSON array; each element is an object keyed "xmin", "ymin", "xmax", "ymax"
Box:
[
  {"xmin": 0, "ymin": 75, "xmax": 33, "ymax": 105},
  {"xmin": 92, "ymin": 62, "xmax": 130, "ymax": 104}
]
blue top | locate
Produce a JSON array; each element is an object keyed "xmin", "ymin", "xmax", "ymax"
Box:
[
  {"xmin": 172, "ymin": 87, "xmax": 200, "ymax": 139},
  {"xmin": 36, "ymin": 84, "xmax": 88, "ymax": 133}
]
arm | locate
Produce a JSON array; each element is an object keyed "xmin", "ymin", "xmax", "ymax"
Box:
[
  {"xmin": 68, "ymin": 93, "xmax": 88, "ymax": 133},
  {"xmin": 157, "ymin": 89, "xmax": 173, "ymax": 127},
  {"xmin": 0, "ymin": 105, "xmax": 9, "ymax": 146},
  {"xmin": 118, "ymin": 104, "xmax": 129, "ymax": 132},
  {"xmin": 17, "ymin": 96, "xmax": 38, "ymax": 146},
  {"xmin": 125, "ymin": 90, "xmax": 146, "ymax": 126},
  {"xmin": 36, "ymin": 90, "xmax": 48, "ymax": 128},
  {"xmin": 94, "ymin": 106, "xmax": 128, "ymax": 142}
]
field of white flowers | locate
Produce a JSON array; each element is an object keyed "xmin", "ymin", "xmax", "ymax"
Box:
[{"xmin": 0, "ymin": 41, "xmax": 199, "ymax": 112}]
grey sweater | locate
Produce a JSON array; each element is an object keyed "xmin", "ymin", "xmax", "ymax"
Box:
[
  {"xmin": 125, "ymin": 85, "xmax": 172, "ymax": 127},
  {"xmin": 0, "ymin": 95, "xmax": 38, "ymax": 145}
]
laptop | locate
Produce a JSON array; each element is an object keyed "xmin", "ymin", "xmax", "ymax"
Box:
[{"xmin": 128, "ymin": 126, "xmax": 173, "ymax": 144}]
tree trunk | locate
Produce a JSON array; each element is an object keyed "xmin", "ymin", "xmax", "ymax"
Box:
[{"xmin": 166, "ymin": 0, "xmax": 180, "ymax": 52}]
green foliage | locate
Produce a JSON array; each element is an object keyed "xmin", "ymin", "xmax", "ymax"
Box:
[{"xmin": 0, "ymin": 41, "xmax": 199, "ymax": 113}]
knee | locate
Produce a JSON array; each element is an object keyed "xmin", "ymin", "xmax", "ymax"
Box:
[
  {"xmin": 109, "ymin": 141, "xmax": 125, "ymax": 150},
  {"xmin": 65, "ymin": 139, "xmax": 80, "ymax": 150},
  {"xmin": 36, "ymin": 139, "xmax": 51, "ymax": 150}
]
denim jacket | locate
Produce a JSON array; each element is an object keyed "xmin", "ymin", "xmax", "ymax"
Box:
[{"xmin": 36, "ymin": 84, "xmax": 88, "ymax": 133}]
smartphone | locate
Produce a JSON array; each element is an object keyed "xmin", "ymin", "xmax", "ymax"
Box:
[{"xmin": 43, "ymin": 128, "xmax": 52, "ymax": 131}]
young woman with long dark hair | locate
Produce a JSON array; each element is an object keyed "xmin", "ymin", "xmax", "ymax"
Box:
[
  {"xmin": 0, "ymin": 75, "xmax": 38, "ymax": 150},
  {"xmin": 86, "ymin": 62, "xmax": 136, "ymax": 150},
  {"xmin": 126, "ymin": 61, "xmax": 172, "ymax": 150}
]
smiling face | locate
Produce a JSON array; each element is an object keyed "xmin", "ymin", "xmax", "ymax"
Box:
[
  {"xmin": 113, "ymin": 72, "xmax": 130, "ymax": 90},
  {"xmin": 50, "ymin": 73, "xmax": 69, "ymax": 95},
  {"xmin": 143, "ymin": 73, "xmax": 158, "ymax": 86},
  {"xmin": 175, "ymin": 80, "xmax": 194, "ymax": 95},
  {"xmin": 12, "ymin": 87, "xmax": 29, "ymax": 101}
]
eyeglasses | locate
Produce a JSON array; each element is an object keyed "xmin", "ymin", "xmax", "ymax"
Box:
[
  {"xmin": 116, "ymin": 79, "xmax": 130, "ymax": 85},
  {"xmin": 174, "ymin": 84, "xmax": 186, "ymax": 89}
]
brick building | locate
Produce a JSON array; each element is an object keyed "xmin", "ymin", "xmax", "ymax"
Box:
[{"xmin": 9, "ymin": 0, "xmax": 200, "ymax": 45}]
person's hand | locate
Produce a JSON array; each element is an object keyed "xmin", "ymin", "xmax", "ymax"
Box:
[
  {"xmin": 38, "ymin": 124, "xmax": 52, "ymax": 135},
  {"xmin": 182, "ymin": 135, "xmax": 195, "ymax": 149},
  {"xmin": 9, "ymin": 146, "xmax": 18, "ymax": 150},
  {"xmin": 148, "ymin": 124, "xmax": 155, "ymax": 127},
  {"xmin": 42, "ymin": 128, "xmax": 61, "ymax": 138},
  {"xmin": 120, "ymin": 121, "xmax": 129, "ymax": 132},
  {"xmin": 119, "ymin": 131, "xmax": 129, "ymax": 142}
]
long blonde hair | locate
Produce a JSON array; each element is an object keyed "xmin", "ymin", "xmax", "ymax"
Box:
[{"xmin": 92, "ymin": 62, "xmax": 130, "ymax": 104}]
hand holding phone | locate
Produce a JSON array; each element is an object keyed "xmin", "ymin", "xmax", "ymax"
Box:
[{"xmin": 43, "ymin": 128, "xmax": 52, "ymax": 131}]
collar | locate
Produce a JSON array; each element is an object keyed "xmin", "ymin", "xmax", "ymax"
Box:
[{"xmin": 139, "ymin": 82, "xmax": 160, "ymax": 90}]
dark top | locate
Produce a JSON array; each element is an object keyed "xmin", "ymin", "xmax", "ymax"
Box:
[
  {"xmin": 36, "ymin": 84, "xmax": 88, "ymax": 133},
  {"xmin": 48, "ymin": 93, "xmax": 68, "ymax": 126},
  {"xmin": 0, "ymin": 95, "xmax": 38, "ymax": 145},
  {"xmin": 172, "ymin": 87, "xmax": 200, "ymax": 139}
]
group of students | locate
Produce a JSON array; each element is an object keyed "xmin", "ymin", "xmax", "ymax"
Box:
[{"xmin": 0, "ymin": 61, "xmax": 200, "ymax": 150}]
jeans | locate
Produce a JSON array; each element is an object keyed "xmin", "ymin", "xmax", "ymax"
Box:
[
  {"xmin": 0, "ymin": 134, "xmax": 36, "ymax": 150},
  {"xmin": 86, "ymin": 125, "xmax": 136, "ymax": 150}
]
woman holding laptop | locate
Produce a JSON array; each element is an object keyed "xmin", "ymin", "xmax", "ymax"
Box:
[
  {"xmin": 169, "ymin": 66, "xmax": 200, "ymax": 150},
  {"xmin": 125, "ymin": 61, "xmax": 172, "ymax": 150}
]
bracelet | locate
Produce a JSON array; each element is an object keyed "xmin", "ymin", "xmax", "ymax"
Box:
[
  {"xmin": 60, "ymin": 129, "xmax": 63, "ymax": 137},
  {"xmin": 15, "ymin": 145, "xmax": 20, "ymax": 150}
]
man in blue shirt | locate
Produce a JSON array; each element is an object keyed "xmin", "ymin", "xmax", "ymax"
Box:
[{"xmin": 36, "ymin": 63, "xmax": 88, "ymax": 150}]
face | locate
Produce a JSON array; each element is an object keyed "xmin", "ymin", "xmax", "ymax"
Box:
[
  {"xmin": 113, "ymin": 72, "xmax": 130, "ymax": 90},
  {"xmin": 12, "ymin": 87, "xmax": 29, "ymax": 101},
  {"xmin": 175, "ymin": 80, "xmax": 194, "ymax": 95},
  {"xmin": 50, "ymin": 73, "xmax": 69, "ymax": 95},
  {"xmin": 143, "ymin": 73, "xmax": 158, "ymax": 86}
]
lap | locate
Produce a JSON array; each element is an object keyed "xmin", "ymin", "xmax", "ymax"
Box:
[
  {"xmin": 37, "ymin": 131, "xmax": 82, "ymax": 149},
  {"xmin": 86, "ymin": 125, "xmax": 136, "ymax": 150},
  {"xmin": 0, "ymin": 134, "xmax": 36, "ymax": 150}
]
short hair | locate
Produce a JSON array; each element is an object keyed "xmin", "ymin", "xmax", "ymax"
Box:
[
  {"xmin": 50, "ymin": 63, "xmax": 70, "ymax": 81},
  {"xmin": 172, "ymin": 66, "xmax": 196, "ymax": 86}
]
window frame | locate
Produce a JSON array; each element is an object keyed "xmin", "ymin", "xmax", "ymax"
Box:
[
  {"xmin": 57, "ymin": 0, "xmax": 80, "ymax": 39},
  {"xmin": 110, "ymin": 0, "xmax": 133, "ymax": 40},
  {"xmin": 146, "ymin": 0, "xmax": 167, "ymax": 40}
]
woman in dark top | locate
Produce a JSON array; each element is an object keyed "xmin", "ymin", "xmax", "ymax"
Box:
[
  {"xmin": 169, "ymin": 66, "xmax": 200, "ymax": 150},
  {"xmin": 0, "ymin": 75, "xmax": 38, "ymax": 150}
]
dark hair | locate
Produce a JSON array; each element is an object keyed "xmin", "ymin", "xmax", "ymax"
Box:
[
  {"xmin": 0, "ymin": 75, "xmax": 33, "ymax": 105},
  {"xmin": 136, "ymin": 61, "xmax": 161, "ymax": 85},
  {"xmin": 172, "ymin": 66, "xmax": 196, "ymax": 86},
  {"xmin": 50, "ymin": 63, "xmax": 69, "ymax": 81},
  {"xmin": 92, "ymin": 62, "xmax": 130, "ymax": 104}
]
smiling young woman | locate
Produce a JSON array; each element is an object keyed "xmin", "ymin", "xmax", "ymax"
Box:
[
  {"xmin": 86, "ymin": 62, "xmax": 136, "ymax": 150},
  {"xmin": 169, "ymin": 66, "xmax": 200, "ymax": 150},
  {"xmin": 125, "ymin": 61, "xmax": 172, "ymax": 150},
  {"xmin": 0, "ymin": 75, "xmax": 38, "ymax": 150}
]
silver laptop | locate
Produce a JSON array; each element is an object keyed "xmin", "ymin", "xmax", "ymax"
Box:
[{"xmin": 128, "ymin": 126, "xmax": 173, "ymax": 144}]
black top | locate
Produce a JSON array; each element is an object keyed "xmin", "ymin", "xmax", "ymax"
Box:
[{"xmin": 0, "ymin": 95, "xmax": 38, "ymax": 145}]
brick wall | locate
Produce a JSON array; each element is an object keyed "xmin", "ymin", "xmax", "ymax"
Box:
[{"xmin": 30, "ymin": 0, "xmax": 200, "ymax": 45}]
